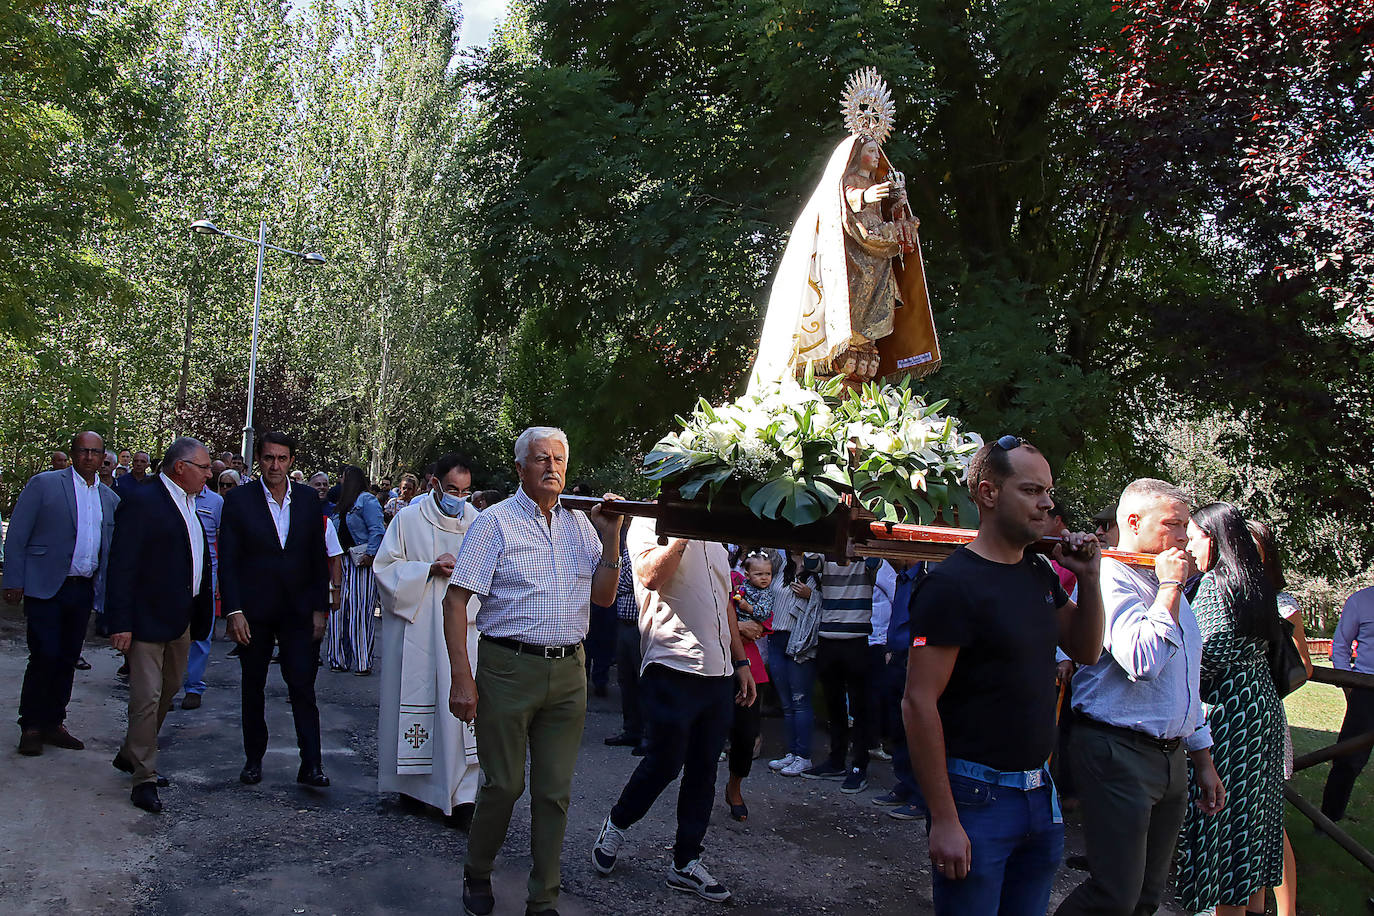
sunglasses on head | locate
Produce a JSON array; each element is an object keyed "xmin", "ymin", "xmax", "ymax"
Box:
[{"xmin": 992, "ymin": 435, "xmax": 1024, "ymax": 452}]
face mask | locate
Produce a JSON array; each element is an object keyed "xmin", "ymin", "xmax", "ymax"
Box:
[{"xmin": 437, "ymin": 491, "xmax": 466, "ymax": 516}]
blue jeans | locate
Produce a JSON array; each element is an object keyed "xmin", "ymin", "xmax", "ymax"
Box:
[
  {"xmin": 183, "ymin": 635, "xmax": 211, "ymax": 695},
  {"xmin": 768, "ymin": 631, "xmax": 815, "ymax": 759},
  {"xmin": 929, "ymin": 773, "xmax": 1064, "ymax": 916}
]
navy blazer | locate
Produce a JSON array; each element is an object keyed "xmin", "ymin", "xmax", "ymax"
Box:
[
  {"xmin": 218, "ymin": 480, "xmax": 329, "ymax": 626},
  {"xmin": 103, "ymin": 478, "xmax": 213, "ymax": 642},
  {"xmin": 1, "ymin": 469, "xmax": 119, "ymax": 608}
]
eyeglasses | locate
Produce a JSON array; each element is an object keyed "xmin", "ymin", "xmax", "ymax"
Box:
[
  {"xmin": 183, "ymin": 460, "xmax": 212, "ymax": 471},
  {"xmin": 992, "ymin": 435, "xmax": 1024, "ymax": 452}
]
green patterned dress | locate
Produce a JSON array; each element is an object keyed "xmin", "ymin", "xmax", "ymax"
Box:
[{"xmin": 1175, "ymin": 573, "xmax": 1285, "ymax": 910}]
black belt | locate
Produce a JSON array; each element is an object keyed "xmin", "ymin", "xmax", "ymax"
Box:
[
  {"xmin": 482, "ymin": 634, "xmax": 581, "ymax": 659},
  {"xmin": 1078, "ymin": 715, "xmax": 1182, "ymax": 753}
]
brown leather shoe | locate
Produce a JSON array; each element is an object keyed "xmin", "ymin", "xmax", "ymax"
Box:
[
  {"xmin": 17, "ymin": 729, "xmax": 42, "ymax": 756},
  {"xmin": 43, "ymin": 725, "xmax": 85, "ymax": 750},
  {"xmin": 181, "ymin": 693, "xmax": 202, "ymax": 710}
]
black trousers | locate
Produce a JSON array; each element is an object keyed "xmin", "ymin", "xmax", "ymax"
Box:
[
  {"xmin": 610, "ymin": 664, "xmax": 733, "ymax": 868},
  {"xmin": 817, "ymin": 636, "xmax": 872, "ymax": 772},
  {"xmin": 238, "ymin": 616, "xmax": 322, "ymax": 768},
  {"xmin": 615, "ymin": 619, "xmax": 644, "ymax": 740},
  {"xmin": 728, "ymin": 694, "xmax": 762, "ymax": 778},
  {"xmin": 18, "ymin": 577, "xmax": 93, "ymax": 730},
  {"xmin": 1322, "ymin": 686, "xmax": 1374, "ymax": 821},
  {"xmin": 585, "ymin": 602, "xmax": 617, "ymax": 688}
]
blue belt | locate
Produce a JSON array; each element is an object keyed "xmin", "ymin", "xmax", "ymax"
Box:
[{"xmin": 947, "ymin": 757, "xmax": 1062, "ymax": 824}]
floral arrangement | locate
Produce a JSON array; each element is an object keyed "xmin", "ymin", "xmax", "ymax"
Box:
[{"xmin": 642, "ymin": 369, "xmax": 983, "ymax": 527}]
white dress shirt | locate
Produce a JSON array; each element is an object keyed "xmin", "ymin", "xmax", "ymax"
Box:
[
  {"xmin": 262, "ymin": 479, "xmax": 292, "ymax": 547},
  {"xmin": 68, "ymin": 468, "xmax": 103, "ymax": 578},
  {"xmin": 160, "ymin": 473, "xmax": 205, "ymax": 593}
]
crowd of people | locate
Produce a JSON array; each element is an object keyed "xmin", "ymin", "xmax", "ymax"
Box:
[{"xmin": 3, "ymin": 426, "xmax": 1372, "ymax": 916}]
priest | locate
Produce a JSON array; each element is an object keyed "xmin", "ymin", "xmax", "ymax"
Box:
[{"xmin": 374, "ymin": 452, "xmax": 480, "ymax": 816}]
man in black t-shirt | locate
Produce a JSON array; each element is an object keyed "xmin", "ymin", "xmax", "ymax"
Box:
[{"xmin": 902, "ymin": 436, "xmax": 1104, "ymax": 916}]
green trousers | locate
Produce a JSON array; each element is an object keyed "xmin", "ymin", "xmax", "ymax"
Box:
[{"xmin": 464, "ymin": 638, "xmax": 587, "ymax": 909}]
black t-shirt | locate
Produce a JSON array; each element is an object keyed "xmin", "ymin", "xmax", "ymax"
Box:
[{"xmin": 908, "ymin": 546, "xmax": 1069, "ymax": 772}]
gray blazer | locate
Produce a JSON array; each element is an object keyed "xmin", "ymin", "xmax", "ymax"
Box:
[{"xmin": 1, "ymin": 469, "xmax": 119, "ymax": 609}]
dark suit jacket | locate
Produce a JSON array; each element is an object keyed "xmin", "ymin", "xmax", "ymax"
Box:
[
  {"xmin": 104, "ymin": 478, "xmax": 213, "ymax": 642},
  {"xmin": 219, "ymin": 479, "xmax": 329, "ymax": 626}
]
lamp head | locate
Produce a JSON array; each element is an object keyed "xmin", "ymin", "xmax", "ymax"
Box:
[
  {"xmin": 301, "ymin": 252, "xmax": 326, "ymax": 266},
  {"xmin": 190, "ymin": 219, "xmax": 220, "ymax": 235}
]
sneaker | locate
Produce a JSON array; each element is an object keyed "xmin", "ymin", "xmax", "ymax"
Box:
[
  {"xmin": 871, "ymin": 789, "xmax": 906, "ymax": 807},
  {"xmin": 667, "ymin": 858, "xmax": 731, "ymax": 902},
  {"xmin": 869, "ymin": 746, "xmax": 892, "ymax": 762},
  {"xmin": 462, "ymin": 871, "xmax": 495, "ymax": 916},
  {"xmin": 888, "ymin": 802, "xmax": 925, "ymax": 821},
  {"xmin": 768, "ymin": 752, "xmax": 796, "ymax": 772},
  {"xmin": 800, "ymin": 760, "xmax": 846, "ymax": 780},
  {"xmin": 840, "ymin": 768, "xmax": 868, "ymax": 794},
  {"xmin": 591, "ymin": 814, "xmax": 628, "ymax": 875},
  {"xmin": 780, "ymin": 756, "xmax": 812, "ymax": 777}
]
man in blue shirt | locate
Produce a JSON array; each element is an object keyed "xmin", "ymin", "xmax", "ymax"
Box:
[
  {"xmin": 870, "ymin": 559, "xmax": 927, "ymax": 820},
  {"xmin": 180, "ymin": 479, "xmax": 224, "ymax": 709},
  {"xmin": 1321, "ymin": 585, "xmax": 1374, "ymax": 821}
]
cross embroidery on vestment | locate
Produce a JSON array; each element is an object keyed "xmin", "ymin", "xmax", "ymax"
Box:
[{"xmin": 404, "ymin": 724, "xmax": 430, "ymax": 749}]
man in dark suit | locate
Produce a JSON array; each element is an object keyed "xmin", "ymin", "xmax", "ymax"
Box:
[
  {"xmin": 219, "ymin": 430, "xmax": 332, "ymax": 787},
  {"xmin": 3, "ymin": 431, "xmax": 119, "ymax": 755},
  {"xmin": 104, "ymin": 437, "xmax": 214, "ymax": 813}
]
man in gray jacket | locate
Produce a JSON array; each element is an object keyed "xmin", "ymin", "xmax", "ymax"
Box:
[{"xmin": 3, "ymin": 431, "xmax": 119, "ymax": 755}]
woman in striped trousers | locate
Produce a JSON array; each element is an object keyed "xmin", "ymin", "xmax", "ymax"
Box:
[{"xmin": 329, "ymin": 465, "xmax": 386, "ymax": 674}]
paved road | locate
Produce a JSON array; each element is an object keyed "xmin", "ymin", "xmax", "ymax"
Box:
[{"xmin": 2, "ymin": 605, "xmax": 1170, "ymax": 915}]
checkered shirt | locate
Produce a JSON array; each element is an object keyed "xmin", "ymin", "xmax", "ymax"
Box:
[{"xmin": 449, "ymin": 485, "xmax": 605, "ymax": 645}]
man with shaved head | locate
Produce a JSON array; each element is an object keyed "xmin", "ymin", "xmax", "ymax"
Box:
[
  {"xmin": 50, "ymin": 450, "xmax": 70, "ymax": 471},
  {"xmin": 4, "ymin": 431, "xmax": 119, "ymax": 756},
  {"xmin": 1055, "ymin": 479, "xmax": 1226, "ymax": 916},
  {"xmin": 115, "ymin": 451, "xmax": 151, "ymax": 497}
]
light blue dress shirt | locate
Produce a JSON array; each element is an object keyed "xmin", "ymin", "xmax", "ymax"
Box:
[
  {"xmin": 1071, "ymin": 558, "xmax": 1212, "ymax": 752},
  {"xmin": 1333, "ymin": 586, "xmax": 1374, "ymax": 676}
]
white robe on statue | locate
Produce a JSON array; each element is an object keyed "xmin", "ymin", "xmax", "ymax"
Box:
[{"xmin": 374, "ymin": 496, "xmax": 481, "ymax": 814}]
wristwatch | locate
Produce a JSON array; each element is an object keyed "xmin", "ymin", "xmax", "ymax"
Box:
[{"xmin": 732, "ymin": 658, "xmax": 750, "ymax": 670}]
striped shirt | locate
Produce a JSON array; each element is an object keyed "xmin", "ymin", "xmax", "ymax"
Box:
[
  {"xmin": 449, "ymin": 485, "xmax": 604, "ymax": 645},
  {"xmin": 819, "ymin": 559, "xmax": 877, "ymax": 639}
]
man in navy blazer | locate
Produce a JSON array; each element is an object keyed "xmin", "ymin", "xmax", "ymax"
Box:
[
  {"xmin": 219, "ymin": 430, "xmax": 332, "ymax": 787},
  {"xmin": 3, "ymin": 431, "xmax": 118, "ymax": 756},
  {"xmin": 104, "ymin": 437, "xmax": 215, "ymax": 813}
]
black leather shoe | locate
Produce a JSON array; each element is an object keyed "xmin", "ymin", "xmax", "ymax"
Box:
[
  {"xmin": 296, "ymin": 764, "xmax": 330, "ymax": 787},
  {"xmin": 462, "ymin": 871, "xmax": 495, "ymax": 916},
  {"xmin": 112, "ymin": 753, "xmax": 169, "ymax": 787},
  {"xmin": 524, "ymin": 909, "xmax": 559, "ymax": 916},
  {"xmin": 180, "ymin": 693, "xmax": 202, "ymax": 710},
  {"xmin": 131, "ymin": 783, "xmax": 163, "ymax": 813},
  {"xmin": 239, "ymin": 762, "xmax": 263, "ymax": 785},
  {"xmin": 17, "ymin": 729, "xmax": 42, "ymax": 756},
  {"xmin": 604, "ymin": 732, "xmax": 639, "ymax": 747}
]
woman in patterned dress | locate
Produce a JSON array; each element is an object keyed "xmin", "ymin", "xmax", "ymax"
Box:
[
  {"xmin": 1248, "ymin": 519, "xmax": 1314, "ymax": 916},
  {"xmin": 1175, "ymin": 502, "xmax": 1286, "ymax": 915}
]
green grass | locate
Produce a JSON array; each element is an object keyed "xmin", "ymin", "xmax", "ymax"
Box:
[{"xmin": 1283, "ymin": 667, "xmax": 1374, "ymax": 915}]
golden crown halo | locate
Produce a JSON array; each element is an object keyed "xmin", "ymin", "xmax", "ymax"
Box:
[{"xmin": 840, "ymin": 68, "xmax": 896, "ymax": 146}]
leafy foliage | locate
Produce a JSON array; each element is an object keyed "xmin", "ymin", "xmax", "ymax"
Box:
[{"xmin": 643, "ymin": 372, "xmax": 980, "ymax": 527}]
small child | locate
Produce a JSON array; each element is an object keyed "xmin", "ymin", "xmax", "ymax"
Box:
[{"xmin": 733, "ymin": 552, "xmax": 775, "ymax": 624}]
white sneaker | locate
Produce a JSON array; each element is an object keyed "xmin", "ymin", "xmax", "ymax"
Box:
[
  {"xmin": 667, "ymin": 858, "xmax": 731, "ymax": 902},
  {"xmin": 768, "ymin": 752, "xmax": 796, "ymax": 772},
  {"xmin": 869, "ymin": 746, "xmax": 892, "ymax": 762},
  {"xmin": 591, "ymin": 814, "xmax": 628, "ymax": 874},
  {"xmin": 780, "ymin": 756, "xmax": 811, "ymax": 777}
]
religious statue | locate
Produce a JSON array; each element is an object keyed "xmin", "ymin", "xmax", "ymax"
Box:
[{"xmin": 751, "ymin": 69, "xmax": 941, "ymax": 391}]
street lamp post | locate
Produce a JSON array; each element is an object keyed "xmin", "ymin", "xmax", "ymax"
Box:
[{"xmin": 189, "ymin": 219, "xmax": 325, "ymax": 460}]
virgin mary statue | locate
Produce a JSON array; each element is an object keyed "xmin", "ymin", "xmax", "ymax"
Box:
[{"xmin": 750, "ymin": 69, "xmax": 940, "ymax": 392}]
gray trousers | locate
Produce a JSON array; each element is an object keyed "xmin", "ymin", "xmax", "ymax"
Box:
[{"xmin": 1054, "ymin": 723, "xmax": 1189, "ymax": 916}]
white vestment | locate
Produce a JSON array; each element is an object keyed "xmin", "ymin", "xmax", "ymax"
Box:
[{"xmin": 374, "ymin": 496, "xmax": 480, "ymax": 814}]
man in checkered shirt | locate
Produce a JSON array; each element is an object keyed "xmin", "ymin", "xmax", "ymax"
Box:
[{"xmin": 441, "ymin": 426, "xmax": 623, "ymax": 916}]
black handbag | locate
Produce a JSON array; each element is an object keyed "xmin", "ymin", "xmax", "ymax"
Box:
[{"xmin": 1269, "ymin": 616, "xmax": 1308, "ymax": 698}]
